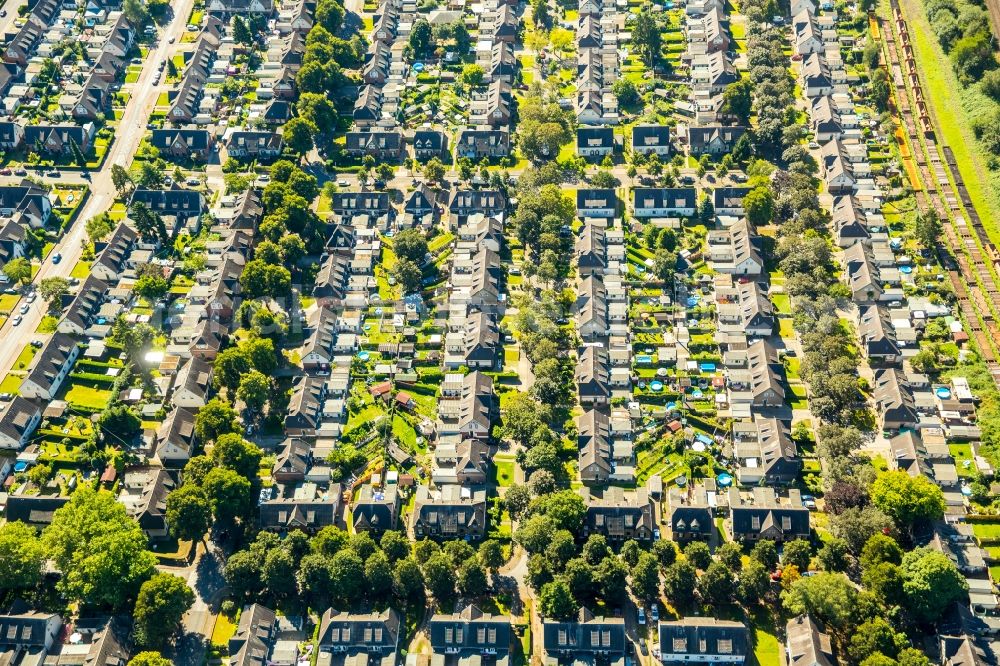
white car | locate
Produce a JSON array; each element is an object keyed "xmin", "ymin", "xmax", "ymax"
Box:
[
  {"xmin": 11, "ymin": 314, "xmax": 22, "ymax": 326},
  {"xmin": 25, "ymin": 293, "xmax": 36, "ymax": 303}
]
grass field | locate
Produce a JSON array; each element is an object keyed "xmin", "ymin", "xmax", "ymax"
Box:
[
  {"xmin": 63, "ymin": 383, "xmax": 112, "ymax": 410},
  {"xmin": 893, "ymin": 0, "xmax": 1000, "ymax": 248}
]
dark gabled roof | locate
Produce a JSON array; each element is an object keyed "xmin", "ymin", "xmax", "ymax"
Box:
[
  {"xmin": 576, "ymin": 188, "xmax": 617, "ymax": 212},
  {"xmin": 632, "ymin": 187, "xmax": 697, "ymax": 210},
  {"xmin": 345, "ymin": 130, "xmax": 402, "ymax": 152},
  {"xmin": 150, "ymin": 127, "xmax": 212, "ymax": 152},
  {"xmin": 259, "ymin": 488, "xmax": 342, "ymax": 530},
  {"xmin": 23, "ymin": 332, "xmax": 77, "ymax": 392},
  {"xmin": 0, "ymin": 396, "xmax": 39, "ymax": 446},
  {"xmin": 449, "ymin": 189, "xmax": 507, "ymax": 214},
  {"xmin": 631, "ymin": 124, "xmax": 672, "ymax": 147},
  {"xmin": 658, "ymin": 618, "xmax": 750, "ymax": 659},
  {"xmin": 412, "ymin": 129, "xmax": 444, "ymax": 151},
  {"xmin": 317, "ymin": 609, "xmax": 400, "ymax": 651},
  {"xmin": 4, "ymin": 494, "xmax": 69, "ymax": 526},
  {"xmin": 713, "ymin": 186, "xmax": 751, "ymax": 209},
  {"xmin": 576, "ymin": 126, "xmax": 614, "ymax": 148},
  {"xmin": 542, "ymin": 608, "xmax": 626, "ymax": 654},
  {"xmin": 131, "ymin": 187, "xmax": 204, "ymax": 215},
  {"xmin": 429, "ymin": 606, "xmax": 512, "ymax": 654}
]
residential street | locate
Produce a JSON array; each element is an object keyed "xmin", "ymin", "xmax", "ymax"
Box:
[{"xmin": 0, "ymin": 0, "xmax": 196, "ymax": 385}]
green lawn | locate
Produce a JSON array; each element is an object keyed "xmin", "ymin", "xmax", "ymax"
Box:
[
  {"xmin": 493, "ymin": 456, "xmax": 516, "ymax": 488},
  {"xmin": 392, "ymin": 414, "xmax": 417, "ymax": 450},
  {"xmin": 771, "ymin": 293, "xmax": 791, "ymax": 315},
  {"xmin": 63, "ymin": 383, "xmax": 112, "ymax": 410},
  {"xmin": 11, "ymin": 344, "xmax": 36, "ymax": 372},
  {"xmin": 749, "ymin": 609, "xmax": 780, "ymax": 666},
  {"xmin": 0, "ymin": 373, "xmax": 22, "ymax": 394},
  {"xmin": 70, "ymin": 261, "xmax": 92, "ymax": 279},
  {"xmin": 0, "ymin": 293, "xmax": 19, "ymax": 314},
  {"xmin": 778, "ymin": 318, "xmax": 794, "ymax": 339}
]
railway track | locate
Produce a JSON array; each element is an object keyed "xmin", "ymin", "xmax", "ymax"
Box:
[{"xmin": 881, "ymin": 0, "xmax": 1000, "ymax": 388}]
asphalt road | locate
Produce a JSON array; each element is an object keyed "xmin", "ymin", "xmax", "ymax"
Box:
[{"xmin": 0, "ymin": 0, "xmax": 196, "ymax": 384}]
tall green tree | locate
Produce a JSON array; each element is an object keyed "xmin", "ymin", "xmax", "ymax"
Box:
[
  {"xmin": 134, "ymin": 573, "xmax": 195, "ymax": 647},
  {"xmin": 42, "ymin": 486, "xmax": 156, "ymax": 609}
]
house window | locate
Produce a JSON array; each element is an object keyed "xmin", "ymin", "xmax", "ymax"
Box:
[
  {"xmin": 364, "ymin": 628, "xmax": 372, "ymax": 642},
  {"xmin": 602, "ymin": 631, "xmax": 611, "ymax": 647},
  {"xmin": 672, "ymin": 637, "xmax": 687, "ymax": 652},
  {"xmin": 445, "ymin": 628, "xmax": 453, "ymax": 643},
  {"xmin": 590, "ymin": 630, "xmax": 599, "ymax": 645},
  {"xmin": 456, "ymin": 628, "xmax": 463, "ymax": 643},
  {"xmin": 781, "ymin": 516, "xmax": 792, "ymax": 531},
  {"xmin": 329, "ymin": 628, "xmax": 340, "ymax": 642},
  {"xmin": 751, "ymin": 516, "xmax": 760, "ymax": 530},
  {"xmin": 488, "ymin": 628, "xmax": 496, "ymax": 643},
  {"xmin": 718, "ymin": 639, "xmax": 733, "ymax": 654},
  {"xmin": 699, "ymin": 639, "xmax": 707, "ymax": 653},
  {"xmin": 478, "ymin": 628, "xmax": 486, "ymax": 643},
  {"xmin": 374, "ymin": 628, "xmax": 382, "ymax": 642},
  {"xmin": 558, "ymin": 630, "xmax": 568, "ymax": 646}
]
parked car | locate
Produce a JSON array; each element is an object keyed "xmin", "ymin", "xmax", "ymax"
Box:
[
  {"xmin": 52, "ymin": 253, "xmax": 62, "ymax": 264},
  {"xmin": 47, "ymin": 170, "xmax": 59, "ymax": 177},
  {"xmin": 637, "ymin": 608, "xmax": 646, "ymax": 625},
  {"xmin": 186, "ymin": 177, "xmax": 200, "ymax": 186},
  {"xmin": 19, "ymin": 304, "xmax": 29, "ymax": 315},
  {"xmin": 650, "ymin": 604, "xmax": 659, "ymax": 622},
  {"xmin": 0, "ymin": 393, "xmax": 12, "ymax": 401},
  {"xmin": 13, "ymin": 168, "xmax": 26, "ymax": 176},
  {"xmin": 11, "ymin": 314, "xmax": 22, "ymax": 326}
]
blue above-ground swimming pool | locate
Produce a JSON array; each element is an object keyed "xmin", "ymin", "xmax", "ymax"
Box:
[
  {"xmin": 900, "ymin": 265, "xmax": 913, "ymax": 274},
  {"xmin": 686, "ymin": 296, "xmax": 699, "ymax": 307},
  {"xmin": 717, "ymin": 473, "xmax": 733, "ymax": 487},
  {"xmin": 413, "ymin": 62, "xmax": 424, "ymax": 71},
  {"xmin": 691, "ymin": 388, "xmax": 704, "ymax": 398},
  {"xmin": 696, "ymin": 433, "xmax": 712, "ymax": 446},
  {"xmin": 649, "ymin": 380, "xmax": 664, "ymax": 392},
  {"xmin": 936, "ymin": 387, "xmax": 952, "ymax": 399},
  {"xmin": 14, "ymin": 461, "xmax": 27, "ymax": 472},
  {"xmin": 666, "ymin": 402, "xmax": 677, "ymax": 411}
]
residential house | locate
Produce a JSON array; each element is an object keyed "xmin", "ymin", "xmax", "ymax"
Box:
[
  {"xmin": 19, "ymin": 333, "xmax": 79, "ymax": 400},
  {"xmin": 344, "ymin": 131, "xmax": 402, "ymax": 160},
  {"xmin": 229, "ymin": 604, "xmax": 303, "ymax": 666},
  {"xmin": 284, "ymin": 375, "xmax": 326, "ymax": 437},
  {"xmin": 785, "ymin": 615, "xmax": 835, "ymax": 666},
  {"xmin": 150, "ymin": 128, "xmax": 214, "ymax": 160},
  {"xmin": 579, "ymin": 486, "xmax": 655, "ymax": 541},
  {"xmin": 632, "ymin": 187, "xmax": 697, "ymax": 218},
  {"xmin": 91, "ymin": 222, "xmax": 138, "ymax": 282},
  {"xmin": 131, "ymin": 188, "xmax": 205, "ymax": 221},
  {"xmin": 432, "ymin": 438, "xmax": 489, "ymax": 485},
  {"xmin": 687, "ymin": 125, "xmax": 746, "ymax": 155},
  {"xmin": 0, "ymin": 396, "xmax": 41, "ymax": 451},
  {"xmin": 316, "ymin": 609, "xmax": 400, "ymax": 666},
  {"xmin": 351, "ymin": 483, "xmax": 400, "ymax": 534},
  {"xmin": 713, "ymin": 187, "xmax": 750, "ymax": 216},
  {"xmin": 577, "ymin": 188, "xmax": 617, "ymax": 219},
  {"xmin": 858, "ymin": 304, "xmax": 900, "ymax": 365},
  {"xmin": 259, "ymin": 484, "xmax": 342, "ymax": 533},
  {"xmin": 732, "ymin": 417, "xmax": 800, "ymax": 486},
  {"xmin": 412, "ymin": 129, "xmax": 446, "ymax": 160},
  {"xmin": 631, "ymin": 124, "xmax": 672, "ymax": 156},
  {"xmin": 154, "ymin": 406, "xmax": 197, "ymax": 467},
  {"xmin": 171, "ymin": 357, "xmax": 212, "ymax": 409},
  {"xmin": 730, "ymin": 487, "xmax": 810, "ymax": 542},
  {"xmin": 667, "ymin": 484, "xmax": 714, "ymax": 542},
  {"xmin": 658, "ymin": 618, "xmax": 749, "ymax": 665},
  {"xmin": 436, "ymin": 371, "xmax": 495, "ymax": 440},
  {"xmin": 578, "ymin": 408, "xmax": 612, "ymax": 483},
  {"xmin": 455, "ymin": 128, "xmax": 510, "ymax": 159},
  {"xmin": 873, "ymin": 367, "xmax": 918, "ymax": 432},
  {"xmin": 224, "ymin": 128, "xmax": 283, "ymax": 160},
  {"xmin": 429, "ymin": 606, "xmax": 511, "ymax": 659},
  {"xmin": 577, "ymin": 126, "xmax": 615, "ymax": 158},
  {"xmin": 412, "ymin": 484, "xmax": 488, "ymax": 540},
  {"xmin": 576, "ymin": 346, "xmax": 611, "ymax": 406},
  {"xmin": 23, "ymin": 123, "xmax": 95, "ymax": 155},
  {"xmin": 542, "ymin": 608, "xmax": 626, "ymax": 660}
]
